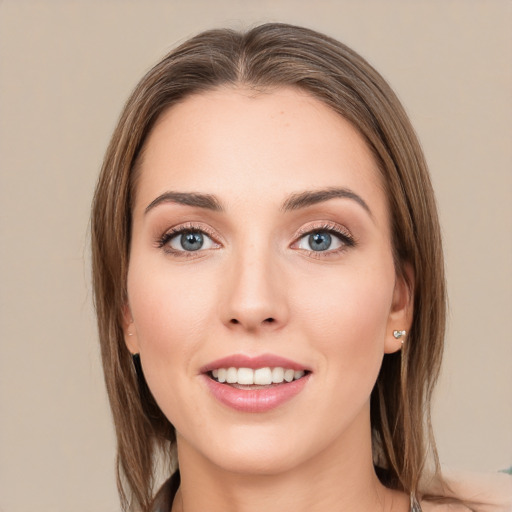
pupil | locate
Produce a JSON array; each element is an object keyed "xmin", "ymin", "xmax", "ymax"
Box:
[
  {"xmin": 309, "ymin": 232, "xmax": 331, "ymax": 251},
  {"xmin": 181, "ymin": 232, "xmax": 203, "ymax": 251}
]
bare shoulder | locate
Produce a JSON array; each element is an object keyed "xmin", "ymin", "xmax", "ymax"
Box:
[
  {"xmin": 420, "ymin": 503, "xmax": 472, "ymax": 512},
  {"xmin": 420, "ymin": 470, "xmax": 512, "ymax": 512}
]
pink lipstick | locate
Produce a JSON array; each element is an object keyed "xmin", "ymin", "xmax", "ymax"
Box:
[{"xmin": 201, "ymin": 354, "xmax": 311, "ymax": 413}]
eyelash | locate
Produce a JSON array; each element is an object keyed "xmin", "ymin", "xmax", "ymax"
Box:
[
  {"xmin": 156, "ymin": 222, "xmax": 220, "ymax": 258},
  {"xmin": 156, "ymin": 221, "xmax": 356, "ymax": 259},
  {"xmin": 293, "ymin": 222, "xmax": 356, "ymax": 258}
]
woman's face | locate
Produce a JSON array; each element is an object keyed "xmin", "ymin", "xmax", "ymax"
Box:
[{"xmin": 125, "ymin": 87, "xmax": 411, "ymax": 475}]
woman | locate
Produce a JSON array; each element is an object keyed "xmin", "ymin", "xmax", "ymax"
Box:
[{"xmin": 91, "ymin": 23, "xmax": 510, "ymax": 512}]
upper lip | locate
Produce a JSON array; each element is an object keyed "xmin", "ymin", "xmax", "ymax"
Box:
[{"xmin": 200, "ymin": 353, "xmax": 311, "ymax": 374}]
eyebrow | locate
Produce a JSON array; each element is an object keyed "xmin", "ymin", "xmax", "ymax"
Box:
[
  {"xmin": 144, "ymin": 186, "xmax": 372, "ymax": 217},
  {"xmin": 282, "ymin": 187, "xmax": 372, "ymax": 217},
  {"xmin": 145, "ymin": 191, "xmax": 224, "ymax": 214}
]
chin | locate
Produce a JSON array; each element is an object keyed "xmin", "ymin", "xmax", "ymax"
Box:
[
  {"xmin": 178, "ymin": 421, "xmax": 313, "ymax": 477},
  {"xmin": 209, "ymin": 444, "xmax": 305, "ymax": 477}
]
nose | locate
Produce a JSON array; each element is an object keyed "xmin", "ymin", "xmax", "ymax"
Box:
[{"xmin": 220, "ymin": 243, "xmax": 289, "ymax": 333}]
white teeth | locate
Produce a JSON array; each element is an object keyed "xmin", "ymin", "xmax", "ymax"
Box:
[
  {"xmin": 226, "ymin": 367, "xmax": 237, "ymax": 384},
  {"xmin": 283, "ymin": 369, "xmax": 294, "ymax": 382},
  {"xmin": 237, "ymin": 367, "xmax": 254, "ymax": 385},
  {"xmin": 211, "ymin": 366, "xmax": 306, "ymax": 385},
  {"xmin": 271, "ymin": 367, "xmax": 284, "ymax": 383},
  {"xmin": 254, "ymin": 367, "xmax": 272, "ymax": 385}
]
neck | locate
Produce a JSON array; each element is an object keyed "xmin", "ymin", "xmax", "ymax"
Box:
[{"xmin": 171, "ymin": 409, "xmax": 408, "ymax": 512}]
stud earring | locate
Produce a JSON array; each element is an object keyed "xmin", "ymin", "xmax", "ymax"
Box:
[{"xmin": 393, "ymin": 330, "xmax": 407, "ymax": 343}]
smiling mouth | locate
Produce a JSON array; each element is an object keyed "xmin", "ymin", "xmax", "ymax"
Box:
[
  {"xmin": 208, "ymin": 367, "xmax": 309, "ymax": 388},
  {"xmin": 203, "ymin": 362, "xmax": 311, "ymax": 412}
]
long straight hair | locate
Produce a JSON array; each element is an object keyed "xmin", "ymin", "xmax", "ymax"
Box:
[{"xmin": 91, "ymin": 23, "xmax": 446, "ymax": 511}]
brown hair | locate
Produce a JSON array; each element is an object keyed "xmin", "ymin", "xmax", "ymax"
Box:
[{"xmin": 91, "ymin": 23, "xmax": 446, "ymax": 511}]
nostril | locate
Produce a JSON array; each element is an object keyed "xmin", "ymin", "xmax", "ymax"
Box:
[{"xmin": 228, "ymin": 317, "xmax": 276, "ymax": 327}]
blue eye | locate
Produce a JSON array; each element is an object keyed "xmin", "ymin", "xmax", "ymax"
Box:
[
  {"xmin": 166, "ymin": 230, "xmax": 216, "ymax": 252},
  {"xmin": 178, "ymin": 232, "xmax": 203, "ymax": 251},
  {"xmin": 308, "ymin": 232, "xmax": 332, "ymax": 251},
  {"xmin": 296, "ymin": 228, "xmax": 352, "ymax": 252}
]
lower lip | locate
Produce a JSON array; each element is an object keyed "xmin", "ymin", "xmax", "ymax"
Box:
[{"xmin": 203, "ymin": 374, "xmax": 310, "ymax": 413}]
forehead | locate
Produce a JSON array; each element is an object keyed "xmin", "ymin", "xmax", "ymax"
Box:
[{"xmin": 134, "ymin": 86, "xmax": 387, "ymax": 217}]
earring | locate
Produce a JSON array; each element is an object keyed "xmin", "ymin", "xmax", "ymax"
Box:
[{"xmin": 393, "ymin": 330, "xmax": 407, "ymax": 343}]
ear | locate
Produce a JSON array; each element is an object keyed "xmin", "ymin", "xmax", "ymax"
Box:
[
  {"xmin": 122, "ymin": 303, "xmax": 140, "ymax": 354},
  {"xmin": 384, "ymin": 263, "xmax": 414, "ymax": 354}
]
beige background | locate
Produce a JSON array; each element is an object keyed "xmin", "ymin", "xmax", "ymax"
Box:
[{"xmin": 0, "ymin": 1, "xmax": 510, "ymax": 511}]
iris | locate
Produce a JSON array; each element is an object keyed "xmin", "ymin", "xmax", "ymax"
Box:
[
  {"xmin": 181, "ymin": 232, "xmax": 204, "ymax": 251},
  {"xmin": 309, "ymin": 232, "xmax": 331, "ymax": 251}
]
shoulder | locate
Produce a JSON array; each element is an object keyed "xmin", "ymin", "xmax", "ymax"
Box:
[
  {"xmin": 421, "ymin": 503, "xmax": 472, "ymax": 512},
  {"xmin": 421, "ymin": 469, "xmax": 512, "ymax": 512}
]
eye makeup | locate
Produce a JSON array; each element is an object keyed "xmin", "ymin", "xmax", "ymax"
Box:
[
  {"xmin": 154, "ymin": 218, "xmax": 357, "ymax": 262},
  {"xmin": 155, "ymin": 222, "xmax": 221, "ymax": 258},
  {"xmin": 291, "ymin": 221, "xmax": 357, "ymax": 259}
]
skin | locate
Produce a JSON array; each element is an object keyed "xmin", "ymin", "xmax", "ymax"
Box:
[{"xmin": 124, "ymin": 87, "xmax": 413, "ymax": 512}]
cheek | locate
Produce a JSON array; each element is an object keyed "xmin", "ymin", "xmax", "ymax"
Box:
[
  {"xmin": 128, "ymin": 260, "xmax": 215, "ymax": 349},
  {"xmin": 287, "ymin": 266, "xmax": 394, "ymax": 445},
  {"xmin": 292, "ymin": 262, "xmax": 394, "ymax": 386},
  {"xmin": 126, "ymin": 262, "xmax": 218, "ymax": 414},
  {"xmin": 128, "ymin": 265, "xmax": 213, "ymax": 431}
]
